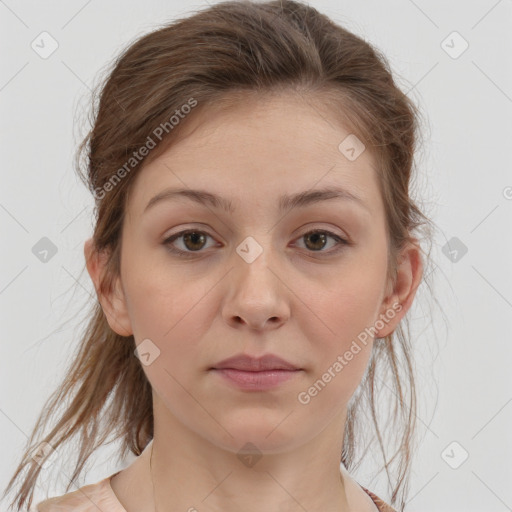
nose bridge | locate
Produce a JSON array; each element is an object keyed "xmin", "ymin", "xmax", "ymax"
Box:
[
  {"xmin": 233, "ymin": 234, "xmax": 277, "ymax": 296},
  {"xmin": 222, "ymin": 233, "xmax": 289, "ymax": 329}
]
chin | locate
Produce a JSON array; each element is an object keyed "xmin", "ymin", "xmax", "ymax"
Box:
[{"xmin": 205, "ymin": 413, "xmax": 307, "ymax": 455}]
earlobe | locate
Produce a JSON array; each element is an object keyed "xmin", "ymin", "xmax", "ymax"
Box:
[
  {"xmin": 376, "ymin": 241, "xmax": 424, "ymax": 338},
  {"xmin": 84, "ymin": 237, "xmax": 133, "ymax": 337}
]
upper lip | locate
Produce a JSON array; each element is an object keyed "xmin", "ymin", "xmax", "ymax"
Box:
[{"xmin": 211, "ymin": 354, "xmax": 300, "ymax": 371}]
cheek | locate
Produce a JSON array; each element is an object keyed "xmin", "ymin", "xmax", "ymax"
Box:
[
  {"xmin": 296, "ymin": 293, "xmax": 377, "ymax": 417},
  {"xmin": 300, "ymin": 253, "xmax": 388, "ymax": 399},
  {"xmin": 121, "ymin": 243, "xmax": 207, "ymax": 337},
  {"xmin": 121, "ymin": 255, "xmax": 222, "ymax": 382},
  {"xmin": 310, "ymin": 251, "xmax": 387, "ymax": 340}
]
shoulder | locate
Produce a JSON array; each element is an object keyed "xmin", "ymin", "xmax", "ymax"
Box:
[
  {"xmin": 35, "ymin": 472, "xmax": 125, "ymax": 512},
  {"xmin": 359, "ymin": 486, "xmax": 397, "ymax": 512},
  {"xmin": 339, "ymin": 463, "xmax": 395, "ymax": 512}
]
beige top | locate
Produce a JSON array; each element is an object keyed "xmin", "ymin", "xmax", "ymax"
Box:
[{"xmin": 36, "ymin": 471, "xmax": 396, "ymax": 512}]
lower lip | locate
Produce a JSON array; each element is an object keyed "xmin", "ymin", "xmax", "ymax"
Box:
[{"xmin": 211, "ymin": 368, "xmax": 302, "ymax": 390}]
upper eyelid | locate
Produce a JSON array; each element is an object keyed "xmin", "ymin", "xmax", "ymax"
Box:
[{"xmin": 165, "ymin": 226, "xmax": 346, "ymax": 237}]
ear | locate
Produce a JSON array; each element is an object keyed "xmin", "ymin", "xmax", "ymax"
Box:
[
  {"xmin": 84, "ymin": 237, "xmax": 133, "ymax": 337},
  {"xmin": 375, "ymin": 240, "xmax": 423, "ymax": 338}
]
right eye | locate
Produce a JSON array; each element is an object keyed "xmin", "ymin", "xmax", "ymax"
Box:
[{"xmin": 163, "ymin": 229, "xmax": 218, "ymax": 257}]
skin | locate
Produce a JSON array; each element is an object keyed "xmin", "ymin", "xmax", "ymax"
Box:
[{"xmin": 85, "ymin": 92, "xmax": 423, "ymax": 512}]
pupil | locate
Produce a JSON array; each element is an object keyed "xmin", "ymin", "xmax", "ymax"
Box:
[
  {"xmin": 184, "ymin": 232, "xmax": 205, "ymax": 251},
  {"xmin": 306, "ymin": 232, "xmax": 326, "ymax": 251}
]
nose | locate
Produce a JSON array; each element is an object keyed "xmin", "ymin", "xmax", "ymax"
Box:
[{"xmin": 221, "ymin": 241, "xmax": 291, "ymax": 331}]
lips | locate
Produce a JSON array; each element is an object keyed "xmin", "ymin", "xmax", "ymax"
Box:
[
  {"xmin": 211, "ymin": 353, "xmax": 300, "ymax": 372},
  {"xmin": 210, "ymin": 353, "xmax": 302, "ymax": 391}
]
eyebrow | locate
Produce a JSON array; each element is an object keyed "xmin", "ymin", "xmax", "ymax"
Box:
[{"xmin": 143, "ymin": 186, "xmax": 369, "ymax": 214}]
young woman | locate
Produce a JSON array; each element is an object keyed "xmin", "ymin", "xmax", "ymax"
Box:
[{"xmin": 4, "ymin": 1, "xmax": 432, "ymax": 511}]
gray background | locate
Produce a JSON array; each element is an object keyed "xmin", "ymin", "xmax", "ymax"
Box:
[{"xmin": 1, "ymin": 1, "xmax": 511, "ymax": 510}]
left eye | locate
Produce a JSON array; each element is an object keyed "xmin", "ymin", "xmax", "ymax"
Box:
[
  {"xmin": 163, "ymin": 229, "xmax": 348, "ymax": 257},
  {"xmin": 294, "ymin": 229, "xmax": 347, "ymax": 253}
]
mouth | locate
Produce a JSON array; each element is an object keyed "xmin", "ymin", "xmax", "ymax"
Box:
[
  {"xmin": 209, "ymin": 353, "xmax": 303, "ymax": 391},
  {"xmin": 210, "ymin": 353, "xmax": 301, "ymax": 372},
  {"xmin": 210, "ymin": 368, "xmax": 302, "ymax": 390}
]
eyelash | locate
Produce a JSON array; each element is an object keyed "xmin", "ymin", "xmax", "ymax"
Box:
[{"xmin": 162, "ymin": 228, "xmax": 349, "ymax": 258}]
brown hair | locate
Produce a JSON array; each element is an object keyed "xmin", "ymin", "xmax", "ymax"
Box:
[{"xmin": 3, "ymin": 1, "xmax": 434, "ymax": 510}]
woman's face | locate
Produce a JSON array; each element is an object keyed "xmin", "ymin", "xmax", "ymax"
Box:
[{"xmin": 95, "ymin": 94, "xmax": 411, "ymax": 455}]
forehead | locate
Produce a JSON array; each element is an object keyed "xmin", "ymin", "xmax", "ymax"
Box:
[{"xmin": 126, "ymin": 93, "xmax": 382, "ymax": 217}]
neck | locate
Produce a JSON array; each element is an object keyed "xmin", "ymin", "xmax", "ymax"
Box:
[{"xmin": 148, "ymin": 436, "xmax": 350, "ymax": 512}]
